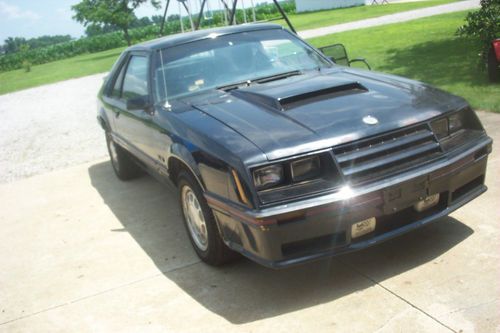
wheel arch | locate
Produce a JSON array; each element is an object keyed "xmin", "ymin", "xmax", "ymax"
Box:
[
  {"xmin": 97, "ymin": 107, "xmax": 110, "ymax": 131},
  {"xmin": 168, "ymin": 144, "xmax": 205, "ymax": 191}
]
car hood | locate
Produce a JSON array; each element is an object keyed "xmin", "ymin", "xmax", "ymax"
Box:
[{"xmin": 192, "ymin": 68, "xmax": 466, "ymax": 161}]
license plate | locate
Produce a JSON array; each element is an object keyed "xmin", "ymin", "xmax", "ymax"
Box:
[
  {"xmin": 413, "ymin": 193, "xmax": 440, "ymax": 212},
  {"xmin": 351, "ymin": 217, "xmax": 376, "ymax": 238}
]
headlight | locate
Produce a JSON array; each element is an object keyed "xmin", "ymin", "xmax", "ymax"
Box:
[
  {"xmin": 291, "ymin": 156, "xmax": 321, "ymax": 182},
  {"xmin": 431, "ymin": 118, "xmax": 449, "ymax": 139},
  {"xmin": 253, "ymin": 164, "xmax": 284, "ymax": 190},
  {"xmin": 448, "ymin": 112, "xmax": 464, "ymax": 134},
  {"xmin": 431, "ymin": 110, "xmax": 467, "ymax": 140},
  {"xmin": 252, "ymin": 153, "xmax": 340, "ymax": 200}
]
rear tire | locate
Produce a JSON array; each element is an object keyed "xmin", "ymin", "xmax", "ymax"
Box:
[
  {"xmin": 178, "ymin": 171, "xmax": 236, "ymax": 266},
  {"xmin": 105, "ymin": 132, "xmax": 142, "ymax": 180}
]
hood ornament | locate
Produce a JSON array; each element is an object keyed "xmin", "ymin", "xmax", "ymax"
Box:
[{"xmin": 363, "ymin": 115, "xmax": 378, "ymax": 125}]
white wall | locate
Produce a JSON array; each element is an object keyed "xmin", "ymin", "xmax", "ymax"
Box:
[{"xmin": 295, "ymin": 0, "xmax": 366, "ymax": 13}]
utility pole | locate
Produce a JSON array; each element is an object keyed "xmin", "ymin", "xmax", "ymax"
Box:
[
  {"xmin": 159, "ymin": 0, "xmax": 171, "ymax": 36},
  {"xmin": 249, "ymin": 0, "xmax": 256, "ymax": 22},
  {"xmin": 178, "ymin": 0, "xmax": 184, "ymax": 32},
  {"xmin": 195, "ymin": 0, "xmax": 207, "ymax": 30},
  {"xmin": 185, "ymin": 0, "xmax": 195, "ymax": 31},
  {"xmin": 241, "ymin": 0, "xmax": 247, "ymax": 23},
  {"xmin": 229, "ymin": 0, "xmax": 238, "ymax": 25},
  {"xmin": 220, "ymin": 0, "xmax": 232, "ymax": 24},
  {"xmin": 221, "ymin": 0, "xmax": 228, "ymax": 25}
]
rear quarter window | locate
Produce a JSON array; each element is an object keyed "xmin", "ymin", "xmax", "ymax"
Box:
[
  {"xmin": 122, "ymin": 56, "xmax": 149, "ymax": 100},
  {"xmin": 111, "ymin": 63, "xmax": 126, "ymax": 98}
]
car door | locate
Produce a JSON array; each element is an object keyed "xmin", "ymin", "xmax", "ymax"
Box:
[{"xmin": 113, "ymin": 52, "xmax": 157, "ymax": 166}]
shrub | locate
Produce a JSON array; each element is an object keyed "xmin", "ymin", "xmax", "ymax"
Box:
[
  {"xmin": 457, "ymin": 0, "xmax": 500, "ymax": 64},
  {"xmin": 22, "ymin": 60, "xmax": 31, "ymax": 72},
  {"xmin": 19, "ymin": 44, "xmax": 31, "ymax": 73}
]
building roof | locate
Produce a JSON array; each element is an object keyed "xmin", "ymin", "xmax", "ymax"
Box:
[{"xmin": 127, "ymin": 23, "xmax": 284, "ymax": 52}]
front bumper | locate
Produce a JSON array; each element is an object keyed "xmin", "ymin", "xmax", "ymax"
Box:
[{"xmin": 207, "ymin": 136, "xmax": 492, "ymax": 268}]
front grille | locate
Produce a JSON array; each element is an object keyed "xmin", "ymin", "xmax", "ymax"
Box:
[{"xmin": 333, "ymin": 124, "xmax": 443, "ymax": 185}]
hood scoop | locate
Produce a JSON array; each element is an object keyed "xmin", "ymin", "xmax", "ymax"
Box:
[{"xmin": 232, "ymin": 81, "xmax": 368, "ymax": 111}]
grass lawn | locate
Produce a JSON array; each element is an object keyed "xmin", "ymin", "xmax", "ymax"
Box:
[
  {"xmin": 308, "ymin": 11, "xmax": 500, "ymax": 112},
  {"xmin": 276, "ymin": 0, "xmax": 462, "ymax": 30},
  {"xmin": 0, "ymin": 48, "xmax": 125, "ymax": 95}
]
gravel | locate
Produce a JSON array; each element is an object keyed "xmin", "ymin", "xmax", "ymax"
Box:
[{"xmin": 0, "ymin": 73, "xmax": 109, "ymax": 183}]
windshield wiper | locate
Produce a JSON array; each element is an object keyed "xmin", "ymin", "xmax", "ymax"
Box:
[
  {"xmin": 217, "ymin": 80, "xmax": 251, "ymax": 92},
  {"xmin": 253, "ymin": 70, "xmax": 302, "ymax": 84},
  {"xmin": 217, "ymin": 70, "xmax": 303, "ymax": 92}
]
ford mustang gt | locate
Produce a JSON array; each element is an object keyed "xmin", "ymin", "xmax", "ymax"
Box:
[{"xmin": 97, "ymin": 24, "xmax": 492, "ymax": 268}]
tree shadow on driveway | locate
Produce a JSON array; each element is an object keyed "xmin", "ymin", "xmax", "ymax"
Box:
[{"xmin": 88, "ymin": 160, "xmax": 474, "ymax": 324}]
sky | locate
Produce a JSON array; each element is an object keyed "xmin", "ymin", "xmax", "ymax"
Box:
[{"xmin": 0, "ymin": 0, "xmax": 270, "ymax": 42}]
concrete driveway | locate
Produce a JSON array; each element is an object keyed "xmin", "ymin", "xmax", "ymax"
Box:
[{"xmin": 0, "ymin": 112, "xmax": 499, "ymax": 332}]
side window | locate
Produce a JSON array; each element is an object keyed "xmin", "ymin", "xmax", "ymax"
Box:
[
  {"xmin": 122, "ymin": 55, "xmax": 149, "ymax": 100},
  {"xmin": 111, "ymin": 63, "xmax": 126, "ymax": 98}
]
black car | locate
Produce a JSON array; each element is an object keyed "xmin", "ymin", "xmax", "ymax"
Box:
[{"xmin": 97, "ymin": 24, "xmax": 492, "ymax": 268}]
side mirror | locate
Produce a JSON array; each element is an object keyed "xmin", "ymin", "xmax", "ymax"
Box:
[
  {"xmin": 126, "ymin": 95, "xmax": 151, "ymax": 111},
  {"xmin": 319, "ymin": 44, "xmax": 372, "ymax": 70},
  {"xmin": 319, "ymin": 44, "xmax": 349, "ymax": 67}
]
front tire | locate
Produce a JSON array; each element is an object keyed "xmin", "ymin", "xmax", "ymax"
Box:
[
  {"xmin": 178, "ymin": 171, "xmax": 235, "ymax": 266},
  {"xmin": 105, "ymin": 132, "xmax": 142, "ymax": 180}
]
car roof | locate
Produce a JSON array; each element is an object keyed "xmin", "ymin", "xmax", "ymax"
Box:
[{"xmin": 127, "ymin": 23, "xmax": 284, "ymax": 52}]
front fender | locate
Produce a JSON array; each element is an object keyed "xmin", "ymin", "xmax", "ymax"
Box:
[
  {"xmin": 170, "ymin": 142, "xmax": 206, "ymax": 190},
  {"xmin": 169, "ymin": 141, "xmax": 249, "ymax": 208}
]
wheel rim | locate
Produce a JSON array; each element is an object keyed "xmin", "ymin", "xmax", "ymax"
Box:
[
  {"xmin": 107, "ymin": 135, "xmax": 120, "ymax": 171},
  {"xmin": 181, "ymin": 185, "xmax": 208, "ymax": 251}
]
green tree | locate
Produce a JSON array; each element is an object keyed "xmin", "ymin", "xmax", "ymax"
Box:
[
  {"xmin": 72, "ymin": 0, "xmax": 160, "ymax": 46},
  {"xmin": 2, "ymin": 35, "xmax": 72, "ymax": 54},
  {"xmin": 131, "ymin": 16, "xmax": 153, "ymax": 28},
  {"xmin": 85, "ymin": 23, "xmax": 121, "ymax": 37},
  {"xmin": 19, "ymin": 44, "xmax": 31, "ymax": 72},
  {"xmin": 26, "ymin": 35, "xmax": 72, "ymax": 49},
  {"xmin": 3, "ymin": 37, "xmax": 27, "ymax": 54},
  {"xmin": 151, "ymin": 14, "xmax": 163, "ymax": 25}
]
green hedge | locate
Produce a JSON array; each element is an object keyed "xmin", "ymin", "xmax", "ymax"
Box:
[{"xmin": 0, "ymin": 26, "xmax": 156, "ymax": 72}]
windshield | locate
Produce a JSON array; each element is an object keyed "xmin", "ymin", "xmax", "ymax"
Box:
[{"xmin": 153, "ymin": 29, "xmax": 331, "ymax": 102}]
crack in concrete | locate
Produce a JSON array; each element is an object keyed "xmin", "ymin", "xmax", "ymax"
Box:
[
  {"xmin": 373, "ymin": 307, "xmax": 413, "ymax": 333},
  {"xmin": 338, "ymin": 258, "xmax": 457, "ymax": 333}
]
